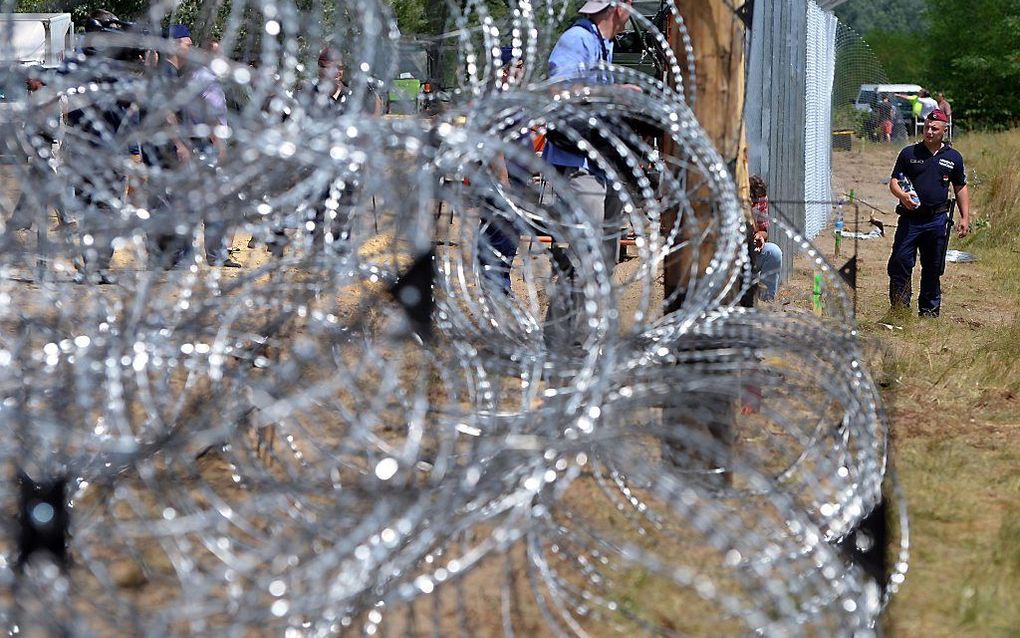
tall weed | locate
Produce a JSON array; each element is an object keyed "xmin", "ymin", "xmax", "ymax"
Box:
[{"xmin": 954, "ymin": 131, "xmax": 1020, "ymax": 384}]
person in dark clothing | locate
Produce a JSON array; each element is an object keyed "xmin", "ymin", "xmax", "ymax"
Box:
[
  {"xmin": 187, "ymin": 40, "xmax": 241, "ymax": 267},
  {"xmin": 7, "ymin": 75, "xmax": 66, "ymax": 233},
  {"xmin": 477, "ymin": 47, "xmax": 532, "ymax": 295},
  {"xmin": 62, "ymin": 11, "xmax": 148, "ymax": 283},
  {"xmin": 143, "ymin": 24, "xmax": 197, "ymax": 269},
  {"xmin": 263, "ymin": 46, "xmax": 383, "ymax": 258},
  {"xmin": 887, "ymin": 109, "xmax": 971, "ymax": 317}
]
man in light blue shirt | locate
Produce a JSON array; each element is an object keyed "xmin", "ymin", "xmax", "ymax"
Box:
[
  {"xmin": 544, "ymin": 1, "xmax": 631, "ymax": 175},
  {"xmin": 541, "ymin": 0, "xmax": 633, "ymax": 347}
]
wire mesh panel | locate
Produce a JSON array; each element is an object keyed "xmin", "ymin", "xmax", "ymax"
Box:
[
  {"xmin": 831, "ymin": 21, "xmax": 906, "ymax": 142},
  {"xmin": 747, "ymin": 1, "xmax": 853, "ymax": 242},
  {"xmin": 804, "ymin": 1, "xmax": 839, "ymax": 239},
  {"xmin": 746, "ymin": 0, "xmax": 808, "ymax": 270}
]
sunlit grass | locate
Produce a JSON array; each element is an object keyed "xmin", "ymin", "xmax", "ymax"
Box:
[{"xmin": 881, "ymin": 129, "xmax": 1020, "ymax": 637}]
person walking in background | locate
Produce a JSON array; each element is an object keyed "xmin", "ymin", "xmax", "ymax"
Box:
[
  {"xmin": 887, "ymin": 109, "xmax": 970, "ymax": 318},
  {"xmin": 7, "ymin": 74, "xmax": 66, "ymax": 232},
  {"xmin": 144, "ymin": 24, "xmax": 196, "ymax": 269},
  {"xmin": 878, "ymin": 94, "xmax": 894, "ymax": 143},
  {"xmin": 187, "ymin": 38, "xmax": 241, "ymax": 267},
  {"xmin": 936, "ymin": 92, "xmax": 952, "ymax": 120},
  {"xmin": 540, "ymin": 0, "xmax": 635, "ymax": 348},
  {"xmin": 897, "ymin": 89, "xmax": 938, "ymax": 136},
  {"xmin": 64, "ymin": 10, "xmax": 146, "ymax": 284},
  {"xmin": 477, "ymin": 46, "xmax": 533, "ymax": 295},
  {"xmin": 937, "ymin": 91, "xmax": 953, "ymax": 139},
  {"xmin": 310, "ymin": 47, "xmax": 383, "ymax": 250},
  {"xmin": 543, "ymin": 0, "xmax": 635, "ymax": 265},
  {"xmin": 916, "ymin": 89, "xmax": 938, "ymax": 120}
]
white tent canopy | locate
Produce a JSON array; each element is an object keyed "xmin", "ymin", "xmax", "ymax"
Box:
[{"xmin": 0, "ymin": 13, "xmax": 74, "ymax": 66}]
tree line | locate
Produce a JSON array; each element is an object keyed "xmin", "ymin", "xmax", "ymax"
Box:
[
  {"xmin": 12, "ymin": 0, "xmax": 490, "ymax": 38},
  {"xmin": 16, "ymin": 0, "xmax": 1018, "ymax": 128},
  {"xmin": 837, "ymin": 0, "xmax": 1020, "ymax": 129}
]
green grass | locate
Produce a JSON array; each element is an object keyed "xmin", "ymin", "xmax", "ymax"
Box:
[
  {"xmin": 881, "ymin": 128, "xmax": 1020, "ymax": 637},
  {"xmin": 956, "ymin": 129, "xmax": 1020, "ymax": 388}
]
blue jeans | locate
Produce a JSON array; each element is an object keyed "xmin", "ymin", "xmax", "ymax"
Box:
[
  {"xmin": 887, "ymin": 212, "xmax": 950, "ymax": 316},
  {"xmin": 193, "ymin": 144, "xmax": 233, "ymax": 263},
  {"xmin": 478, "ymin": 213, "xmax": 520, "ymax": 293},
  {"xmin": 756, "ymin": 242, "xmax": 783, "ymax": 301}
]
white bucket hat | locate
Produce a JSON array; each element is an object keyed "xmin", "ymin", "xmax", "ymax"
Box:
[{"xmin": 578, "ymin": 0, "xmax": 614, "ymax": 13}]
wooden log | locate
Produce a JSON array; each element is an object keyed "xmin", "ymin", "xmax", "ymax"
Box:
[{"xmin": 662, "ymin": 1, "xmax": 748, "ymax": 313}]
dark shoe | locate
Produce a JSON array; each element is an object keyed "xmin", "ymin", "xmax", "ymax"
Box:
[
  {"xmin": 219, "ymin": 258, "xmax": 243, "ymax": 268},
  {"xmin": 73, "ymin": 270, "xmax": 115, "ymax": 285},
  {"xmin": 152, "ymin": 258, "xmax": 184, "ymax": 271}
]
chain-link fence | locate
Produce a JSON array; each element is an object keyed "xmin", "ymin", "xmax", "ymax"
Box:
[
  {"xmin": 805, "ymin": 3, "xmax": 839, "ymax": 240},
  {"xmin": 831, "ymin": 22, "xmax": 912, "ymax": 142}
]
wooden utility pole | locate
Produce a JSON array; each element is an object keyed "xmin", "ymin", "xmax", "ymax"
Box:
[{"xmin": 661, "ymin": 1, "xmax": 749, "ymax": 312}]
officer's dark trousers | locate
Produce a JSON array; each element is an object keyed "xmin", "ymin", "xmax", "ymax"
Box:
[
  {"xmin": 887, "ymin": 212, "xmax": 949, "ymax": 316},
  {"xmin": 147, "ymin": 186, "xmax": 190, "ymax": 269}
]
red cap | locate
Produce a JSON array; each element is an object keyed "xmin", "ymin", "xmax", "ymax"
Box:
[{"xmin": 927, "ymin": 109, "xmax": 949, "ymax": 123}]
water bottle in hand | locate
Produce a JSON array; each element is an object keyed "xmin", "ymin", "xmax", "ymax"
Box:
[{"xmin": 898, "ymin": 173, "xmax": 920, "ymax": 207}]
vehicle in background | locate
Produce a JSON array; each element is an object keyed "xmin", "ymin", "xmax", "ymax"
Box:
[
  {"xmin": 611, "ymin": 0, "xmax": 666, "ymax": 80},
  {"xmin": 0, "ymin": 13, "xmax": 74, "ymax": 67},
  {"xmin": 386, "ymin": 45, "xmax": 429, "ymax": 115},
  {"xmin": 417, "ymin": 80, "xmax": 452, "ymax": 116},
  {"xmin": 854, "ymin": 83, "xmax": 921, "ymax": 121},
  {"xmin": 388, "ymin": 73, "xmax": 420, "ymax": 115},
  {"xmin": 854, "ymin": 84, "xmax": 920, "ymax": 142},
  {"xmin": 388, "ymin": 39, "xmax": 464, "ymax": 116}
]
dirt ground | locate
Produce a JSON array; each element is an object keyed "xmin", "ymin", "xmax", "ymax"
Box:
[{"xmin": 2, "ymin": 137, "xmax": 1018, "ymax": 635}]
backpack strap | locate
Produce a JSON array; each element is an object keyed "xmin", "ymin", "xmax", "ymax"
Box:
[{"xmin": 569, "ymin": 18, "xmax": 610, "ymax": 63}]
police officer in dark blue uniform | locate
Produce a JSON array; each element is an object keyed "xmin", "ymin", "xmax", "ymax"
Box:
[{"xmin": 888, "ymin": 109, "xmax": 971, "ymax": 317}]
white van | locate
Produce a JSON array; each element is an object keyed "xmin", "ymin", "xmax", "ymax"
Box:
[{"xmin": 853, "ymin": 83, "xmax": 922, "ymax": 113}]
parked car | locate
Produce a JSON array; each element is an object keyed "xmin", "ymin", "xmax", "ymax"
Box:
[
  {"xmin": 611, "ymin": 0, "xmax": 667, "ymax": 79},
  {"xmin": 854, "ymin": 83, "xmax": 920, "ymax": 119},
  {"xmin": 854, "ymin": 83, "xmax": 919, "ymax": 141}
]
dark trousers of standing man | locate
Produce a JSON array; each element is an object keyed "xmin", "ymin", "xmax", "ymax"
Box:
[
  {"xmin": 194, "ymin": 142, "xmax": 232, "ymax": 265},
  {"xmin": 887, "ymin": 210, "xmax": 950, "ymax": 317}
]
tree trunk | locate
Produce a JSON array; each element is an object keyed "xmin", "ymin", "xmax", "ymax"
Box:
[{"xmin": 661, "ymin": 1, "xmax": 748, "ymax": 313}]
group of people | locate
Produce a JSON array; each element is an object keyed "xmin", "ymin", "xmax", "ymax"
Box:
[
  {"xmin": 511, "ymin": 1, "xmax": 969, "ymax": 324},
  {"xmin": 874, "ymin": 89, "xmax": 952, "ymax": 143},
  {"xmin": 6, "ymin": 0, "xmax": 831, "ymax": 316},
  {"xmin": 7, "ymin": 10, "xmax": 382, "ymax": 284},
  {"xmin": 476, "ymin": 0, "xmax": 784, "ymax": 312},
  {"xmin": 7, "ymin": 15, "xmax": 240, "ymax": 282}
]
